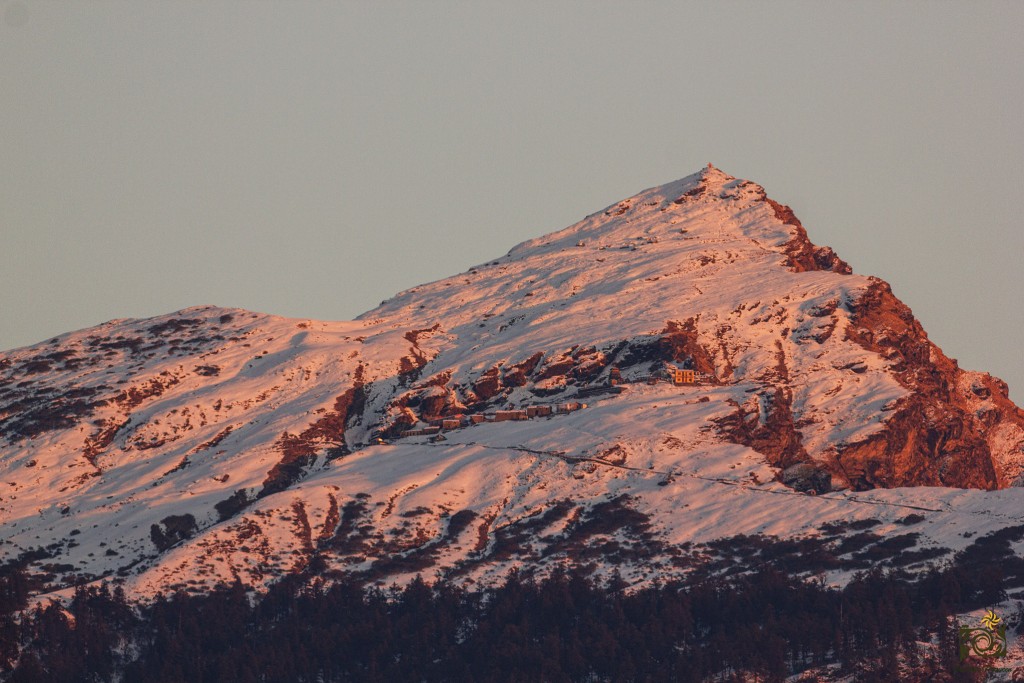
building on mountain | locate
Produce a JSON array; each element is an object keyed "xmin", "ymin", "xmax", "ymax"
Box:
[
  {"xmin": 494, "ymin": 410, "xmax": 529, "ymax": 422},
  {"xmin": 400, "ymin": 426, "xmax": 441, "ymax": 437},
  {"xmin": 673, "ymin": 369, "xmax": 696, "ymax": 385}
]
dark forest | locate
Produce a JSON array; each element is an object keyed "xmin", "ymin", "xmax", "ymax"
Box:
[{"xmin": 1, "ymin": 535, "xmax": 1019, "ymax": 683}]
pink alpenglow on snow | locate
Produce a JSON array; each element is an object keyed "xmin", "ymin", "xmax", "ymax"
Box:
[{"xmin": 2, "ymin": 166, "xmax": 1023, "ymax": 600}]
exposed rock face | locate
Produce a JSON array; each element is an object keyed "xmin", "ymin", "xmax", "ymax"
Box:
[
  {"xmin": 765, "ymin": 197, "xmax": 852, "ymax": 275},
  {"xmin": 781, "ymin": 463, "xmax": 832, "ymax": 494},
  {"xmin": 831, "ymin": 280, "xmax": 1024, "ymax": 489},
  {"xmin": 714, "ymin": 387, "xmax": 809, "ymax": 471}
]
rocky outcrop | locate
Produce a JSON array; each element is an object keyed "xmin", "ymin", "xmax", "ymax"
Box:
[
  {"xmin": 828, "ymin": 279, "xmax": 1024, "ymax": 490},
  {"xmin": 260, "ymin": 385, "xmax": 362, "ymax": 496},
  {"xmin": 763, "ymin": 197, "xmax": 852, "ymax": 275},
  {"xmin": 780, "ymin": 463, "xmax": 832, "ymax": 494},
  {"xmin": 714, "ymin": 387, "xmax": 809, "ymax": 470}
]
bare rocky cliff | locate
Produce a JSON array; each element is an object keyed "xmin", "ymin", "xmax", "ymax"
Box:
[{"xmin": 834, "ymin": 279, "xmax": 1024, "ymax": 489}]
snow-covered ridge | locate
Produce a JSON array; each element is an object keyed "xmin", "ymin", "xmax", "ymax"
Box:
[{"xmin": 2, "ymin": 166, "xmax": 1023, "ymax": 600}]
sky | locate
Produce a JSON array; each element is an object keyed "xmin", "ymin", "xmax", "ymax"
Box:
[{"xmin": 1, "ymin": 1, "xmax": 1021, "ymax": 402}]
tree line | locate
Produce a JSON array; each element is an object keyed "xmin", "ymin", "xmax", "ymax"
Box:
[{"xmin": 0, "ymin": 532, "xmax": 1018, "ymax": 682}]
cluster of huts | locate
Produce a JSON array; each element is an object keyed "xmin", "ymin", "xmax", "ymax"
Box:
[
  {"xmin": 398, "ymin": 402, "xmax": 586, "ymax": 439},
  {"xmin": 389, "ymin": 364, "xmax": 707, "ymax": 442}
]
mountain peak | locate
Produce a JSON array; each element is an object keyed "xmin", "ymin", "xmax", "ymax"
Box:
[
  {"xmin": 697, "ymin": 161, "xmax": 735, "ymax": 183},
  {"xmin": 662, "ymin": 162, "xmax": 741, "ymax": 198}
]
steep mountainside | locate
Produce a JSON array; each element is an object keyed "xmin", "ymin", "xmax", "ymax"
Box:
[{"xmin": 2, "ymin": 165, "xmax": 1023, "ymax": 599}]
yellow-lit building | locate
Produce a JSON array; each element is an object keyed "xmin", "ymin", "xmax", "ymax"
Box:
[{"xmin": 673, "ymin": 369, "xmax": 696, "ymax": 385}]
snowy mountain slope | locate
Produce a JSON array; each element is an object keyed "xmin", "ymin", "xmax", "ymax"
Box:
[
  {"xmin": 125, "ymin": 381, "xmax": 1024, "ymax": 598},
  {"xmin": 2, "ymin": 165, "xmax": 1023, "ymax": 599}
]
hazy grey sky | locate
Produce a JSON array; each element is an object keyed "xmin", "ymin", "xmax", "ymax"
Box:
[{"xmin": 2, "ymin": 1, "xmax": 1021, "ymax": 401}]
